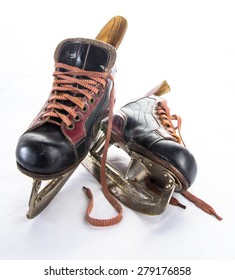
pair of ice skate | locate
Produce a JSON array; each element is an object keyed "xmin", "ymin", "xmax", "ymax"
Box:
[{"xmin": 15, "ymin": 16, "xmax": 221, "ymax": 226}]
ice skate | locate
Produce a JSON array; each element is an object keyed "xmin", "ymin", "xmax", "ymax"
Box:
[
  {"xmin": 15, "ymin": 16, "xmax": 127, "ymax": 219},
  {"xmin": 82, "ymin": 81, "xmax": 198, "ymax": 215}
]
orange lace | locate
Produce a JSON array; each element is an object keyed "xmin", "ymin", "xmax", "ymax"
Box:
[
  {"xmin": 157, "ymin": 100, "xmax": 222, "ymax": 221},
  {"xmin": 181, "ymin": 190, "xmax": 222, "ymax": 220},
  {"xmin": 80, "ymin": 75, "xmax": 123, "ymax": 227},
  {"xmin": 157, "ymin": 101, "xmax": 185, "ymax": 146},
  {"xmin": 41, "ymin": 62, "xmax": 108, "ymax": 127}
]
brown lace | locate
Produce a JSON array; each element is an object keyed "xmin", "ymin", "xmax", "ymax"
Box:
[
  {"xmin": 157, "ymin": 101, "xmax": 185, "ymax": 146},
  {"xmin": 41, "ymin": 62, "xmax": 108, "ymax": 127},
  {"xmin": 146, "ymin": 178, "xmax": 222, "ymax": 220},
  {"xmin": 83, "ymin": 76, "xmax": 123, "ymax": 227},
  {"xmin": 157, "ymin": 100, "xmax": 222, "ymax": 220},
  {"xmin": 181, "ymin": 190, "xmax": 222, "ymax": 220}
]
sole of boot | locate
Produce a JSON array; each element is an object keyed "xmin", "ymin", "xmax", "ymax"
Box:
[{"xmin": 16, "ymin": 156, "xmax": 86, "ymax": 180}]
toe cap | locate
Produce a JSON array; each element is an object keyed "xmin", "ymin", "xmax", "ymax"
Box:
[
  {"xmin": 150, "ymin": 139, "xmax": 197, "ymax": 187},
  {"xmin": 16, "ymin": 124, "xmax": 77, "ymax": 176}
]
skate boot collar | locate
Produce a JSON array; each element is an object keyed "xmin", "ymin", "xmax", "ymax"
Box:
[{"xmin": 54, "ymin": 38, "xmax": 117, "ymax": 72}]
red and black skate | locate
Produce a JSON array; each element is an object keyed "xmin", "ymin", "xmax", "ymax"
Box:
[{"xmin": 15, "ymin": 16, "xmax": 127, "ymax": 220}]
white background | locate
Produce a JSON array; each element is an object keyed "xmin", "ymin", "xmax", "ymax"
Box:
[{"xmin": 0, "ymin": 0, "xmax": 235, "ymax": 260}]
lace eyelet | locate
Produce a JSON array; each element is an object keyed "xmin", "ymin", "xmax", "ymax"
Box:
[
  {"xmin": 39, "ymin": 112, "xmax": 47, "ymax": 120},
  {"xmin": 67, "ymin": 123, "xmax": 75, "ymax": 130},
  {"xmin": 89, "ymin": 97, "xmax": 94, "ymax": 104},
  {"xmin": 97, "ymin": 87, "xmax": 104, "ymax": 96},
  {"xmin": 73, "ymin": 114, "xmax": 81, "ymax": 122},
  {"xmin": 82, "ymin": 105, "xmax": 88, "ymax": 113}
]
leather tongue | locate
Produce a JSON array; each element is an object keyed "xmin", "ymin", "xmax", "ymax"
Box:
[
  {"xmin": 50, "ymin": 38, "xmax": 116, "ymax": 122},
  {"xmin": 55, "ymin": 38, "xmax": 116, "ymax": 72}
]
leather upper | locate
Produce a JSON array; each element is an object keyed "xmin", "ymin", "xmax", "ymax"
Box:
[
  {"xmin": 16, "ymin": 38, "xmax": 116, "ymax": 177},
  {"xmin": 111, "ymin": 95, "xmax": 197, "ymax": 187}
]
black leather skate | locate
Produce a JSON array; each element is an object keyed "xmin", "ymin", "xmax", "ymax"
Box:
[
  {"xmin": 82, "ymin": 81, "xmax": 197, "ymax": 215},
  {"xmin": 16, "ymin": 16, "xmax": 127, "ymax": 219},
  {"xmin": 83, "ymin": 81, "xmax": 222, "ymax": 220}
]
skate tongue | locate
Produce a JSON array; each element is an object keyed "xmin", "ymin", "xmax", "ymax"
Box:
[
  {"xmin": 54, "ymin": 38, "xmax": 116, "ymax": 72},
  {"xmin": 48, "ymin": 38, "xmax": 116, "ymax": 125}
]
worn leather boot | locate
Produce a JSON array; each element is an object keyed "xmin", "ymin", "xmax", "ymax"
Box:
[
  {"xmin": 16, "ymin": 16, "xmax": 127, "ymax": 180},
  {"xmin": 107, "ymin": 81, "xmax": 197, "ymax": 192},
  {"xmin": 83, "ymin": 81, "xmax": 222, "ymax": 221}
]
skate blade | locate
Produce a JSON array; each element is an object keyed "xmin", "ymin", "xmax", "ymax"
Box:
[
  {"xmin": 27, "ymin": 168, "xmax": 75, "ymax": 219},
  {"xmin": 82, "ymin": 131, "xmax": 177, "ymax": 215}
]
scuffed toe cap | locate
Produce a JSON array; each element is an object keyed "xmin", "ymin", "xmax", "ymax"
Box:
[
  {"xmin": 16, "ymin": 124, "xmax": 77, "ymax": 177},
  {"xmin": 150, "ymin": 139, "xmax": 197, "ymax": 187}
]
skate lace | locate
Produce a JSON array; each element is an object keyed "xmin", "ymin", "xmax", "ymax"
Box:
[
  {"xmin": 83, "ymin": 76, "xmax": 123, "ymax": 227},
  {"xmin": 41, "ymin": 62, "xmax": 123, "ymax": 226},
  {"xmin": 156, "ymin": 101, "xmax": 223, "ymax": 220},
  {"xmin": 41, "ymin": 62, "xmax": 108, "ymax": 127},
  {"xmin": 157, "ymin": 101, "xmax": 185, "ymax": 146},
  {"xmin": 146, "ymin": 180, "xmax": 222, "ymax": 220}
]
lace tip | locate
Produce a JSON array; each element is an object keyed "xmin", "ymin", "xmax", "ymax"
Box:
[
  {"xmin": 213, "ymin": 213, "xmax": 223, "ymax": 221},
  {"xmin": 83, "ymin": 186, "xmax": 88, "ymax": 192},
  {"xmin": 178, "ymin": 202, "xmax": 186, "ymax": 209}
]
